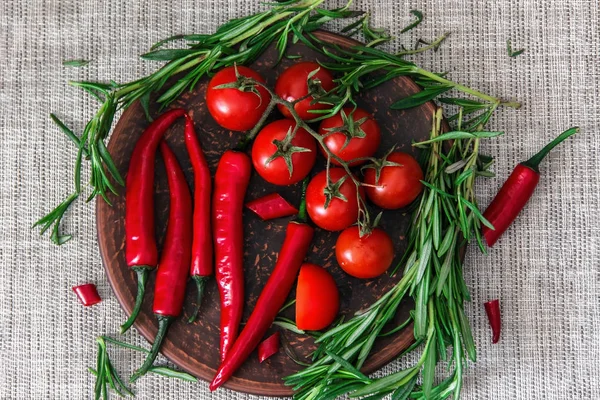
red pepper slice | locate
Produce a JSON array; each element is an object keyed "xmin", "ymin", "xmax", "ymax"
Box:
[
  {"xmin": 213, "ymin": 150, "xmax": 253, "ymax": 362},
  {"xmin": 484, "ymin": 299, "xmax": 501, "ymax": 344},
  {"xmin": 482, "ymin": 127, "xmax": 578, "ymax": 247},
  {"xmin": 246, "ymin": 193, "xmax": 299, "ymax": 221},
  {"xmin": 72, "ymin": 284, "xmax": 101, "ymax": 307},
  {"xmin": 258, "ymin": 332, "xmax": 281, "ymax": 363},
  {"xmin": 184, "ymin": 115, "xmax": 213, "ymax": 323},
  {"xmin": 122, "ymin": 108, "xmax": 186, "ymax": 333},
  {"xmin": 130, "ymin": 141, "xmax": 193, "ymax": 382}
]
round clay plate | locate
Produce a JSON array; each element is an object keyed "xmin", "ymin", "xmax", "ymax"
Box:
[{"xmin": 97, "ymin": 31, "xmax": 437, "ymax": 396}]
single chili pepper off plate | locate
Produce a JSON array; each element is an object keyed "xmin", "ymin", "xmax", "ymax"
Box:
[{"xmin": 97, "ymin": 31, "xmax": 443, "ymax": 396}]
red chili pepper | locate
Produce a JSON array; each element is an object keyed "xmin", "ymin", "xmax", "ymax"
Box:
[
  {"xmin": 258, "ymin": 332, "xmax": 281, "ymax": 363},
  {"xmin": 484, "ymin": 299, "xmax": 501, "ymax": 344},
  {"xmin": 122, "ymin": 108, "xmax": 186, "ymax": 333},
  {"xmin": 482, "ymin": 127, "xmax": 579, "ymax": 247},
  {"xmin": 210, "ymin": 187, "xmax": 314, "ymax": 391},
  {"xmin": 213, "ymin": 150, "xmax": 253, "ymax": 362},
  {"xmin": 130, "ymin": 141, "xmax": 193, "ymax": 382},
  {"xmin": 184, "ymin": 115, "xmax": 213, "ymax": 323},
  {"xmin": 72, "ymin": 284, "xmax": 101, "ymax": 307},
  {"xmin": 246, "ymin": 193, "xmax": 299, "ymax": 221}
]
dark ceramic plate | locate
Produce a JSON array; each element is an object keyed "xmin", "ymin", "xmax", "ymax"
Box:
[{"xmin": 97, "ymin": 30, "xmax": 437, "ymax": 396}]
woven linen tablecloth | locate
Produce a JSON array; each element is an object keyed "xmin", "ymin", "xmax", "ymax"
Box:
[{"xmin": 1, "ymin": 0, "xmax": 598, "ymax": 399}]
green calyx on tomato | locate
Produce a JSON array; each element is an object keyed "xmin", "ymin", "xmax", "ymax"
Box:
[
  {"xmin": 322, "ymin": 108, "xmax": 369, "ymax": 149},
  {"xmin": 252, "ymin": 119, "xmax": 316, "ymax": 186},
  {"xmin": 266, "ymin": 126, "xmax": 313, "ymax": 178},
  {"xmin": 213, "ymin": 64, "xmax": 265, "ymax": 103},
  {"xmin": 360, "ymin": 146, "xmax": 402, "ymax": 185},
  {"xmin": 322, "ymin": 173, "xmax": 349, "ymax": 210},
  {"xmin": 319, "ymin": 107, "xmax": 381, "ymax": 167}
]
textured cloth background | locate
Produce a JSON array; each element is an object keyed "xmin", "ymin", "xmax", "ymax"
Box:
[{"xmin": 0, "ymin": 0, "xmax": 598, "ymax": 399}]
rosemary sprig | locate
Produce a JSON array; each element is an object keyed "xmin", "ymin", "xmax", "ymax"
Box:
[
  {"xmin": 284, "ymin": 108, "xmax": 500, "ymax": 400},
  {"xmin": 91, "ymin": 335, "xmax": 196, "ymax": 399},
  {"xmin": 37, "ymin": 0, "xmax": 362, "ymax": 243}
]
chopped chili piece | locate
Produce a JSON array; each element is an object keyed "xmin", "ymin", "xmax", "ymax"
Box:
[
  {"xmin": 72, "ymin": 284, "xmax": 101, "ymax": 307},
  {"xmin": 246, "ymin": 193, "xmax": 299, "ymax": 221},
  {"xmin": 484, "ymin": 299, "xmax": 501, "ymax": 344},
  {"xmin": 258, "ymin": 332, "xmax": 281, "ymax": 363}
]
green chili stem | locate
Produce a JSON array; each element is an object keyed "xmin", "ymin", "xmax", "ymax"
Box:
[
  {"xmin": 120, "ymin": 267, "xmax": 151, "ymax": 334},
  {"xmin": 130, "ymin": 316, "xmax": 173, "ymax": 382},
  {"xmin": 522, "ymin": 127, "xmax": 579, "ymax": 171}
]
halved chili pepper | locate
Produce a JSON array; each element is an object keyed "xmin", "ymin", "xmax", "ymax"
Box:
[
  {"xmin": 210, "ymin": 181, "xmax": 314, "ymax": 391},
  {"xmin": 213, "ymin": 150, "xmax": 253, "ymax": 362},
  {"xmin": 484, "ymin": 299, "xmax": 501, "ymax": 344},
  {"xmin": 258, "ymin": 332, "xmax": 280, "ymax": 363},
  {"xmin": 184, "ymin": 115, "xmax": 213, "ymax": 324},
  {"xmin": 482, "ymin": 127, "xmax": 579, "ymax": 247},
  {"xmin": 130, "ymin": 141, "xmax": 193, "ymax": 382},
  {"xmin": 245, "ymin": 193, "xmax": 299, "ymax": 221},
  {"xmin": 72, "ymin": 283, "xmax": 102, "ymax": 307},
  {"xmin": 122, "ymin": 108, "xmax": 186, "ymax": 333}
]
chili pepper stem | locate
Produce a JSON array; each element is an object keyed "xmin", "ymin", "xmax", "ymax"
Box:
[
  {"xmin": 522, "ymin": 127, "xmax": 579, "ymax": 171},
  {"xmin": 120, "ymin": 267, "xmax": 150, "ymax": 334},
  {"xmin": 188, "ymin": 276, "xmax": 209, "ymax": 324},
  {"xmin": 130, "ymin": 315, "xmax": 173, "ymax": 382},
  {"xmin": 297, "ymin": 177, "xmax": 309, "ymax": 223}
]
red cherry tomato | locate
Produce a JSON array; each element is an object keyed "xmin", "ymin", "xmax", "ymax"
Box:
[
  {"xmin": 296, "ymin": 263, "xmax": 339, "ymax": 331},
  {"xmin": 306, "ymin": 168, "xmax": 364, "ymax": 231},
  {"xmin": 251, "ymin": 119, "xmax": 317, "ymax": 186},
  {"xmin": 319, "ymin": 107, "xmax": 381, "ymax": 166},
  {"xmin": 335, "ymin": 226, "xmax": 394, "ymax": 279},
  {"xmin": 363, "ymin": 152, "xmax": 424, "ymax": 209},
  {"xmin": 275, "ymin": 62, "xmax": 335, "ymax": 120},
  {"xmin": 206, "ymin": 66, "xmax": 270, "ymax": 131}
]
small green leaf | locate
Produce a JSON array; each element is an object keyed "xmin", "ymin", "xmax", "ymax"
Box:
[
  {"xmin": 140, "ymin": 48, "xmax": 199, "ymax": 61},
  {"xmin": 400, "ymin": 10, "xmax": 423, "ymax": 33},
  {"xmin": 506, "ymin": 39, "xmax": 525, "ymax": 57},
  {"xmin": 63, "ymin": 59, "xmax": 90, "ymax": 67},
  {"xmin": 390, "ymin": 85, "xmax": 452, "ymax": 110},
  {"xmin": 148, "ymin": 366, "xmax": 197, "ymax": 382}
]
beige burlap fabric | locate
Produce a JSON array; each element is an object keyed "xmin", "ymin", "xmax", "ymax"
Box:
[{"xmin": 0, "ymin": 0, "xmax": 598, "ymax": 398}]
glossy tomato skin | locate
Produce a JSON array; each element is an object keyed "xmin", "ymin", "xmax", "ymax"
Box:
[
  {"xmin": 296, "ymin": 263, "xmax": 339, "ymax": 331},
  {"xmin": 275, "ymin": 62, "xmax": 335, "ymax": 120},
  {"xmin": 336, "ymin": 226, "xmax": 394, "ymax": 279},
  {"xmin": 306, "ymin": 168, "xmax": 364, "ymax": 231},
  {"xmin": 364, "ymin": 152, "xmax": 424, "ymax": 209},
  {"xmin": 319, "ymin": 107, "xmax": 381, "ymax": 166},
  {"xmin": 206, "ymin": 66, "xmax": 270, "ymax": 131},
  {"xmin": 251, "ymin": 119, "xmax": 317, "ymax": 185}
]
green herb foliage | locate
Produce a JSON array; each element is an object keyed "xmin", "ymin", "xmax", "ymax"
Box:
[{"xmin": 38, "ymin": 0, "xmax": 519, "ymax": 244}]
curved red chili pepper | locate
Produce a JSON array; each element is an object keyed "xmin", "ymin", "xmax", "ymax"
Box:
[
  {"xmin": 482, "ymin": 127, "xmax": 579, "ymax": 247},
  {"xmin": 183, "ymin": 115, "xmax": 213, "ymax": 323},
  {"xmin": 213, "ymin": 150, "xmax": 252, "ymax": 362},
  {"xmin": 130, "ymin": 141, "xmax": 193, "ymax": 382},
  {"xmin": 122, "ymin": 108, "xmax": 186, "ymax": 333},
  {"xmin": 210, "ymin": 220, "xmax": 314, "ymax": 391},
  {"xmin": 484, "ymin": 299, "xmax": 501, "ymax": 344},
  {"xmin": 245, "ymin": 193, "xmax": 299, "ymax": 221}
]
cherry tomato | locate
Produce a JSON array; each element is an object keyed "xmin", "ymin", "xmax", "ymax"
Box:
[
  {"xmin": 251, "ymin": 119, "xmax": 317, "ymax": 185},
  {"xmin": 336, "ymin": 226, "xmax": 394, "ymax": 279},
  {"xmin": 275, "ymin": 62, "xmax": 335, "ymax": 120},
  {"xmin": 306, "ymin": 168, "xmax": 364, "ymax": 231},
  {"xmin": 296, "ymin": 263, "xmax": 339, "ymax": 331},
  {"xmin": 363, "ymin": 152, "xmax": 424, "ymax": 209},
  {"xmin": 319, "ymin": 107, "xmax": 381, "ymax": 166},
  {"xmin": 206, "ymin": 66, "xmax": 270, "ymax": 131}
]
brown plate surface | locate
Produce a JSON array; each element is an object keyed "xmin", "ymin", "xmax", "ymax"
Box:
[{"xmin": 97, "ymin": 30, "xmax": 438, "ymax": 396}]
